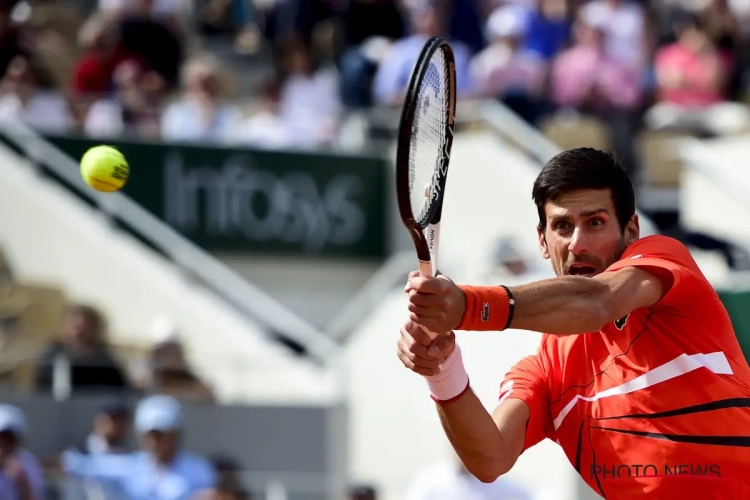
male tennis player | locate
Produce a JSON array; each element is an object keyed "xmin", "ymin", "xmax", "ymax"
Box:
[{"xmin": 398, "ymin": 148, "xmax": 750, "ymax": 499}]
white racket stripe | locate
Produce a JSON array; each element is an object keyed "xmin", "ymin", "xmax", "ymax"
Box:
[{"xmin": 418, "ymin": 221, "xmax": 441, "ymax": 340}]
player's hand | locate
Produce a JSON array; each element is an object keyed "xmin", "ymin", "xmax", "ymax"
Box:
[
  {"xmin": 397, "ymin": 319, "xmax": 455, "ymax": 376},
  {"xmin": 405, "ymin": 271, "xmax": 465, "ymax": 334}
]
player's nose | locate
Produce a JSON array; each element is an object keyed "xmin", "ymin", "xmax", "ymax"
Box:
[{"xmin": 567, "ymin": 226, "xmax": 590, "ymax": 255}]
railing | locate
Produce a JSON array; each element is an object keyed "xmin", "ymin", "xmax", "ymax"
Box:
[{"xmin": 0, "ymin": 122, "xmax": 341, "ymax": 365}]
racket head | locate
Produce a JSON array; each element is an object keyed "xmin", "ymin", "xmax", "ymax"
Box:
[{"xmin": 395, "ymin": 37, "xmax": 457, "ymax": 263}]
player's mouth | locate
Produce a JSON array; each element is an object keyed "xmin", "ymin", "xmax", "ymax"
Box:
[{"xmin": 567, "ymin": 263, "xmax": 598, "ymax": 277}]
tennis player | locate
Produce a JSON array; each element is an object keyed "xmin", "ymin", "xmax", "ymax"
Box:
[{"xmin": 398, "ymin": 148, "xmax": 750, "ymax": 499}]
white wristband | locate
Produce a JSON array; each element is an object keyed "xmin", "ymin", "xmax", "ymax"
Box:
[{"xmin": 426, "ymin": 344, "xmax": 470, "ymax": 402}]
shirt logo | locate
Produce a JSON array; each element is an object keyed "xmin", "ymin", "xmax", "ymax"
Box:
[
  {"xmin": 615, "ymin": 314, "xmax": 629, "ymax": 330},
  {"xmin": 499, "ymin": 380, "xmax": 514, "ymax": 403},
  {"xmin": 631, "ymin": 254, "xmax": 642, "ymax": 259},
  {"xmin": 481, "ymin": 302, "xmax": 490, "ymax": 322}
]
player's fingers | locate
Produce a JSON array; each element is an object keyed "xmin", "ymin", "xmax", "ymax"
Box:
[
  {"xmin": 409, "ymin": 312, "xmax": 452, "ymax": 334},
  {"xmin": 397, "ymin": 338, "xmax": 441, "ymax": 368},
  {"xmin": 397, "ymin": 351, "xmax": 440, "ymax": 376},
  {"xmin": 404, "ymin": 270, "xmax": 421, "ymax": 292},
  {"xmin": 407, "ymin": 276, "xmax": 445, "ymax": 294},
  {"xmin": 408, "ymin": 289, "xmax": 443, "ymax": 307},
  {"xmin": 428, "ymin": 332, "xmax": 455, "ymax": 359},
  {"xmin": 402, "ymin": 320, "xmax": 433, "ymax": 346},
  {"xmin": 407, "ymin": 302, "xmax": 441, "ymax": 318}
]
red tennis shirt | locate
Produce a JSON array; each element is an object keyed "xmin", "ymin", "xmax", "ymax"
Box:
[{"xmin": 499, "ymin": 235, "xmax": 750, "ymax": 499}]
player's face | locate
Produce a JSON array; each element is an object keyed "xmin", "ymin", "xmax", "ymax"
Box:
[{"xmin": 538, "ymin": 188, "xmax": 639, "ymax": 277}]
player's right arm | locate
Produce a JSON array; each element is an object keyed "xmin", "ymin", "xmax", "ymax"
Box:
[{"xmin": 397, "ymin": 320, "xmax": 552, "ymax": 483}]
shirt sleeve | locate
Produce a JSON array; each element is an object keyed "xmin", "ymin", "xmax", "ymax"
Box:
[
  {"xmin": 61, "ymin": 450, "xmax": 132, "ymax": 482},
  {"xmin": 604, "ymin": 235, "xmax": 710, "ymax": 308},
  {"xmin": 499, "ymin": 352, "xmax": 554, "ymax": 452}
]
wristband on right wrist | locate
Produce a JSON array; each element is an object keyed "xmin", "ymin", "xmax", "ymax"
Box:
[{"xmin": 457, "ymin": 285, "xmax": 515, "ymax": 331}]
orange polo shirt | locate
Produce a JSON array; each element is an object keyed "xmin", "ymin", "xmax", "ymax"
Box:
[{"xmin": 499, "ymin": 235, "xmax": 750, "ymax": 499}]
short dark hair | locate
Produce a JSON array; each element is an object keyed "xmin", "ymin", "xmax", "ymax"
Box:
[
  {"xmin": 66, "ymin": 304, "xmax": 105, "ymax": 332},
  {"xmin": 532, "ymin": 148, "xmax": 635, "ymax": 231}
]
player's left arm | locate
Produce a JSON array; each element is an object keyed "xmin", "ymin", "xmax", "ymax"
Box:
[{"xmin": 407, "ymin": 267, "xmax": 670, "ymax": 336}]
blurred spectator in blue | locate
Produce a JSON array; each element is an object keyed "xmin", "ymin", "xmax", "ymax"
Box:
[
  {"xmin": 0, "ymin": 404, "xmax": 45, "ymax": 500},
  {"xmin": 524, "ymin": 0, "xmax": 572, "ymax": 61},
  {"xmin": 79, "ymin": 397, "xmax": 133, "ymax": 455},
  {"xmin": 236, "ymin": 76, "xmax": 298, "ymax": 148},
  {"xmin": 161, "ymin": 55, "xmax": 241, "ymax": 143},
  {"xmin": 337, "ymin": 0, "xmax": 405, "ymax": 108},
  {"xmin": 372, "ymin": 0, "xmax": 472, "ymax": 106},
  {"xmin": 62, "ymin": 395, "xmax": 215, "ymax": 500},
  {"xmin": 34, "ymin": 304, "xmax": 129, "ymax": 396},
  {"xmin": 470, "ymin": 4, "xmax": 548, "ymax": 124},
  {"xmin": 447, "ymin": 0, "xmax": 486, "ymax": 55}
]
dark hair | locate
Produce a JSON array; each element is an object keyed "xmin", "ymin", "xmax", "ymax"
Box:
[
  {"xmin": 66, "ymin": 304, "xmax": 105, "ymax": 333},
  {"xmin": 532, "ymin": 148, "xmax": 635, "ymax": 231}
]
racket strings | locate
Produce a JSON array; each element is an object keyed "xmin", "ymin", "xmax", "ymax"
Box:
[{"xmin": 408, "ymin": 49, "xmax": 450, "ymax": 226}]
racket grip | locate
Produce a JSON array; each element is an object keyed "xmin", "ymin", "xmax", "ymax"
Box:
[{"xmin": 417, "ymin": 260, "xmax": 439, "ymax": 340}]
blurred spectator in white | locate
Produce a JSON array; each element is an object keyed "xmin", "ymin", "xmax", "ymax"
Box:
[
  {"xmin": 404, "ymin": 459, "xmax": 533, "ymax": 499},
  {"xmin": 276, "ymin": 38, "xmax": 343, "ymax": 148},
  {"xmin": 470, "ymin": 4, "xmax": 547, "ymax": 123},
  {"xmin": 549, "ymin": 7, "xmax": 642, "ymax": 113},
  {"xmin": 161, "ymin": 55, "xmax": 241, "ymax": 143},
  {"xmin": 236, "ymin": 76, "xmax": 297, "ymax": 149},
  {"xmin": 578, "ymin": 0, "xmax": 648, "ymax": 70},
  {"xmin": 0, "ymin": 55, "xmax": 70, "ymax": 133},
  {"xmin": 523, "ymin": 0, "xmax": 572, "ymax": 62},
  {"xmin": 646, "ymin": 11, "xmax": 749, "ymax": 135},
  {"xmin": 372, "ymin": 0, "xmax": 472, "ymax": 106},
  {"xmin": 84, "ymin": 59, "xmax": 165, "ymax": 139},
  {"xmin": 130, "ymin": 316, "xmax": 213, "ymax": 401},
  {"xmin": 34, "ymin": 304, "xmax": 129, "ymax": 396},
  {"xmin": 62, "ymin": 395, "xmax": 216, "ymax": 500},
  {"xmin": 0, "ymin": 404, "xmax": 45, "ymax": 500}
]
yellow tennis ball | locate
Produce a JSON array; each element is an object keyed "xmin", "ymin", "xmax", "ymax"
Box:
[{"xmin": 80, "ymin": 146, "xmax": 129, "ymax": 193}]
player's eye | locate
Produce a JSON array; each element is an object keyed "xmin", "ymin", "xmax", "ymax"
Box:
[
  {"xmin": 554, "ymin": 221, "xmax": 571, "ymax": 232},
  {"xmin": 589, "ymin": 218, "xmax": 604, "ymax": 227}
]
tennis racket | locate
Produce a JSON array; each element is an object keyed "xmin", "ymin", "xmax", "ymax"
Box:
[{"xmin": 396, "ymin": 37, "xmax": 457, "ymax": 340}]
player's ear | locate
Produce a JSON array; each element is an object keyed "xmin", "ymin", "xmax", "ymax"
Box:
[
  {"xmin": 625, "ymin": 214, "xmax": 639, "ymax": 247},
  {"xmin": 537, "ymin": 225, "xmax": 550, "ymax": 260}
]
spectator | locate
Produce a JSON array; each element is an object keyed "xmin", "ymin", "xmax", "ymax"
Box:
[
  {"xmin": 524, "ymin": 0, "xmax": 572, "ymax": 61},
  {"xmin": 236, "ymin": 76, "xmax": 297, "ymax": 149},
  {"xmin": 83, "ymin": 59, "xmax": 165, "ymax": 139},
  {"xmin": 404, "ymin": 459, "xmax": 533, "ymax": 499},
  {"xmin": 578, "ymin": 0, "xmax": 649, "ymax": 70},
  {"xmin": 349, "ymin": 484, "xmax": 377, "ymax": 500},
  {"xmin": 78, "ymin": 396, "xmax": 133, "ymax": 455},
  {"xmin": 71, "ymin": 12, "xmax": 143, "ymax": 96},
  {"xmin": 470, "ymin": 4, "xmax": 548, "ymax": 124},
  {"xmin": 277, "ymin": 38, "xmax": 343, "ymax": 148},
  {"xmin": 372, "ymin": 0, "xmax": 472, "ymax": 106},
  {"xmin": 131, "ymin": 317, "xmax": 213, "ymax": 401},
  {"xmin": 645, "ymin": 10, "xmax": 750, "ymax": 135},
  {"xmin": 0, "ymin": 55, "xmax": 71, "ymax": 133},
  {"xmin": 0, "ymin": 404, "xmax": 45, "ymax": 500},
  {"xmin": 117, "ymin": 0, "xmax": 184, "ymax": 88},
  {"xmin": 61, "ymin": 395, "xmax": 216, "ymax": 500},
  {"xmin": 194, "ymin": 455, "xmax": 251, "ymax": 500},
  {"xmin": 549, "ymin": 7, "xmax": 642, "ymax": 113},
  {"xmin": 161, "ymin": 55, "xmax": 241, "ymax": 143},
  {"xmin": 34, "ymin": 304, "xmax": 129, "ymax": 395}
]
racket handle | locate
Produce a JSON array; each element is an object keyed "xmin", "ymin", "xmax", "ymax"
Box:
[{"xmin": 418, "ymin": 260, "xmax": 439, "ymax": 340}]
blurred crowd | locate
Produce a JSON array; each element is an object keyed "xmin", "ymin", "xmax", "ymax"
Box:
[{"xmin": 2, "ymin": 0, "xmax": 749, "ymax": 153}]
